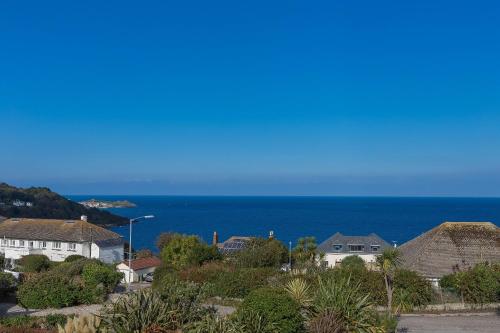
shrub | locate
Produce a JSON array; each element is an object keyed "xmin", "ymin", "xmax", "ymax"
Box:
[
  {"xmin": 17, "ymin": 273, "xmax": 79, "ymax": 309},
  {"xmin": 238, "ymin": 288, "xmax": 304, "ymax": 333},
  {"xmin": 82, "ymin": 262, "xmax": 122, "ymax": 293},
  {"xmin": 135, "ymin": 248, "xmax": 153, "ymax": 259},
  {"xmin": 307, "ymin": 310, "xmax": 346, "ymax": 333},
  {"xmin": 64, "ymin": 255, "xmax": 86, "ymax": 263},
  {"xmin": 440, "ymin": 263, "xmax": 500, "ymax": 304},
  {"xmin": 313, "ymin": 276, "xmax": 379, "ymax": 332},
  {"xmin": 0, "ymin": 314, "xmax": 67, "ymax": 329},
  {"xmin": 393, "ymin": 269, "xmax": 433, "ymax": 310},
  {"xmin": 160, "ymin": 234, "xmax": 221, "ymax": 270},
  {"xmin": 18, "ymin": 255, "xmax": 51, "ymax": 272},
  {"xmin": 100, "ymin": 289, "xmax": 175, "ymax": 332},
  {"xmin": 0, "ymin": 272, "xmax": 17, "ymax": 295},
  {"xmin": 176, "ymin": 262, "xmax": 277, "ymax": 298},
  {"xmin": 234, "ymin": 238, "xmax": 288, "ymax": 268},
  {"xmin": 339, "ymin": 255, "xmax": 365, "ymax": 270}
]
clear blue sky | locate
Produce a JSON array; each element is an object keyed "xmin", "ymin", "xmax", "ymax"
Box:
[{"xmin": 1, "ymin": 0, "xmax": 499, "ymax": 196}]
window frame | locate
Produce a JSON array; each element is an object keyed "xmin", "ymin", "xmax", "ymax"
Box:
[
  {"xmin": 348, "ymin": 244, "xmax": 365, "ymax": 252},
  {"xmin": 68, "ymin": 243, "xmax": 77, "ymax": 251},
  {"xmin": 52, "ymin": 241, "xmax": 62, "ymax": 250}
]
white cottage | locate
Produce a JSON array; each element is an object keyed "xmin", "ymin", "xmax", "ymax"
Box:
[
  {"xmin": 116, "ymin": 257, "xmax": 161, "ymax": 283},
  {"xmin": 0, "ymin": 217, "xmax": 124, "ymax": 266}
]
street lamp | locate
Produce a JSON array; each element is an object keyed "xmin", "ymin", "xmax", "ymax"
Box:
[{"xmin": 128, "ymin": 215, "xmax": 155, "ymax": 290}]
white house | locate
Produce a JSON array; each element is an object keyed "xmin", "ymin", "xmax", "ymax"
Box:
[
  {"xmin": 116, "ymin": 257, "xmax": 161, "ymax": 283},
  {"xmin": 0, "ymin": 217, "xmax": 124, "ymax": 267},
  {"xmin": 317, "ymin": 232, "xmax": 392, "ymax": 268}
]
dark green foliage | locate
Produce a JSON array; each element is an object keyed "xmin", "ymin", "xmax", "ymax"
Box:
[
  {"xmin": 292, "ymin": 236, "xmax": 318, "ymax": 267},
  {"xmin": 238, "ymin": 288, "xmax": 304, "ymax": 333},
  {"xmin": 439, "ymin": 263, "xmax": 500, "ymax": 304},
  {"xmin": 160, "ymin": 233, "xmax": 222, "ymax": 270},
  {"xmin": 234, "ymin": 238, "xmax": 288, "ymax": 268},
  {"xmin": 17, "ymin": 273, "xmax": 79, "ymax": 308},
  {"xmin": 156, "ymin": 232, "xmax": 177, "ymax": 250},
  {"xmin": 64, "ymin": 254, "xmax": 86, "ymax": 262},
  {"xmin": 0, "ymin": 182, "xmax": 127, "ymax": 225},
  {"xmin": 394, "ymin": 269, "xmax": 433, "ymax": 309},
  {"xmin": 16, "ymin": 258, "xmax": 121, "ymax": 309},
  {"xmin": 339, "ymin": 255, "xmax": 365, "ymax": 270},
  {"xmin": 0, "ymin": 314, "xmax": 67, "ymax": 329},
  {"xmin": 0, "ymin": 272, "xmax": 16, "ymax": 295},
  {"xmin": 18, "ymin": 254, "xmax": 50, "ymax": 272},
  {"xmin": 184, "ymin": 263, "xmax": 277, "ymax": 298}
]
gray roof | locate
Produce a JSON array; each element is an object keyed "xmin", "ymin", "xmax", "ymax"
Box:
[
  {"xmin": 317, "ymin": 232, "xmax": 391, "ymax": 254},
  {"xmin": 400, "ymin": 222, "xmax": 500, "ymax": 278},
  {"xmin": 0, "ymin": 218, "xmax": 123, "ymax": 244}
]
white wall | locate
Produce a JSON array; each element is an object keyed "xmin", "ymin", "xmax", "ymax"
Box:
[
  {"xmin": 116, "ymin": 263, "xmax": 156, "ymax": 283},
  {"xmin": 1, "ymin": 238, "xmax": 123, "ymax": 265},
  {"xmin": 323, "ymin": 253, "xmax": 378, "ymax": 268}
]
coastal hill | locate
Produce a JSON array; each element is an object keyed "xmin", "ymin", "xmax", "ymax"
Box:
[{"xmin": 0, "ymin": 183, "xmax": 128, "ymax": 226}]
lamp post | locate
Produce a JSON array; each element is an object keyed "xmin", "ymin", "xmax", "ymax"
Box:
[{"xmin": 128, "ymin": 215, "xmax": 154, "ymax": 291}]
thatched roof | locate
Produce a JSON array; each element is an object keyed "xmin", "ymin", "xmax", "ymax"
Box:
[
  {"xmin": 0, "ymin": 218, "xmax": 123, "ymax": 245},
  {"xmin": 399, "ymin": 222, "xmax": 500, "ymax": 278}
]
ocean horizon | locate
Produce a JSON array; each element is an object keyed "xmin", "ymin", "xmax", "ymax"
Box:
[{"xmin": 68, "ymin": 195, "xmax": 500, "ymax": 252}]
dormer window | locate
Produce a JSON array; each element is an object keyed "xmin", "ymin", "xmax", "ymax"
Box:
[
  {"xmin": 348, "ymin": 244, "xmax": 365, "ymax": 252},
  {"xmin": 371, "ymin": 245, "xmax": 380, "ymax": 252},
  {"xmin": 332, "ymin": 244, "xmax": 343, "ymax": 252}
]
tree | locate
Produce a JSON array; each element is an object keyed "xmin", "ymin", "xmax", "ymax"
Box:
[
  {"xmin": 160, "ymin": 234, "xmax": 221, "ymax": 270},
  {"xmin": 376, "ymin": 248, "xmax": 402, "ymax": 313},
  {"xmin": 234, "ymin": 238, "xmax": 288, "ymax": 268},
  {"xmin": 292, "ymin": 236, "xmax": 317, "ymax": 267},
  {"xmin": 156, "ymin": 232, "xmax": 177, "ymax": 251},
  {"xmin": 136, "ymin": 248, "xmax": 153, "ymax": 259}
]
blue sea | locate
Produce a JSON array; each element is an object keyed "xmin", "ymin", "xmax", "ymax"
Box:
[{"xmin": 68, "ymin": 196, "xmax": 500, "ymax": 252}]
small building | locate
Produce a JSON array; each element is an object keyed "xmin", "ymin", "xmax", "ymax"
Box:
[
  {"xmin": 116, "ymin": 256, "xmax": 162, "ymax": 283},
  {"xmin": 399, "ymin": 222, "xmax": 500, "ymax": 285},
  {"xmin": 0, "ymin": 217, "xmax": 124, "ymax": 266},
  {"xmin": 317, "ymin": 232, "xmax": 392, "ymax": 268}
]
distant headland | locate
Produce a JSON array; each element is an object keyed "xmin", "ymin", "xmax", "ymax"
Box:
[{"xmin": 79, "ymin": 198, "xmax": 137, "ymax": 209}]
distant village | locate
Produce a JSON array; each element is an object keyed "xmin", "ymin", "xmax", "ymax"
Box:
[{"xmin": 0, "ymin": 215, "xmax": 498, "ymax": 286}]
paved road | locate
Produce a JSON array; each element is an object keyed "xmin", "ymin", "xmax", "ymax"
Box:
[{"xmin": 397, "ymin": 313, "xmax": 500, "ymax": 333}]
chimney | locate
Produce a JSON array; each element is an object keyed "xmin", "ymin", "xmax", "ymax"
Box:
[
  {"xmin": 269, "ymin": 230, "xmax": 274, "ymax": 239},
  {"xmin": 212, "ymin": 231, "xmax": 219, "ymax": 245},
  {"xmin": 81, "ymin": 215, "xmax": 88, "ymax": 222}
]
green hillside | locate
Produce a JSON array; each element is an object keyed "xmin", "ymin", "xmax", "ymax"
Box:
[{"xmin": 0, "ymin": 183, "xmax": 128, "ymax": 226}]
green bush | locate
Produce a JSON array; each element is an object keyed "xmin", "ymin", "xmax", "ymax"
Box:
[
  {"xmin": 82, "ymin": 262, "xmax": 122, "ymax": 293},
  {"xmin": 340, "ymin": 255, "xmax": 365, "ymax": 270},
  {"xmin": 0, "ymin": 314, "xmax": 66, "ymax": 329},
  {"xmin": 16, "ymin": 258, "xmax": 122, "ymax": 308},
  {"xmin": 394, "ymin": 269, "xmax": 433, "ymax": 309},
  {"xmin": 238, "ymin": 288, "xmax": 304, "ymax": 333},
  {"xmin": 0, "ymin": 272, "xmax": 17, "ymax": 295},
  {"xmin": 17, "ymin": 273, "xmax": 79, "ymax": 309},
  {"xmin": 234, "ymin": 238, "xmax": 288, "ymax": 268},
  {"xmin": 177, "ymin": 262, "xmax": 277, "ymax": 298},
  {"xmin": 64, "ymin": 254, "xmax": 86, "ymax": 262},
  {"xmin": 440, "ymin": 263, "xmax": 500, "ymax": 304},
  {"xmin": 160, "ymin": 234, "xmax": 221, "ymax": 270},
  {"xmin": 18, "ymin": 254, "xmax": 51, "ymax": 272}
]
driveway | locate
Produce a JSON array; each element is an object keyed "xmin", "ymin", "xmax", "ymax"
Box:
[{"xmin": 397, "ymin": 313, "xmax": 500, "ymax": 333}]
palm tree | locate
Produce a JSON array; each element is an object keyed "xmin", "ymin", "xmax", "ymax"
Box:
[
  {"xmin": 376, "ymin": 248, "xmax": 402, "ymax": 313},
  {"xmin": 293, "ymin": 236, "xmax": 318, "ymax": 267}
]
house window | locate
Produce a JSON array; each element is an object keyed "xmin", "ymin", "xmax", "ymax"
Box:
[
  {"xmin": 28, "ymin": 241, "xmax": 34, "ymax": 248},
  {"xmin": 39, "ymin": 241, "xmax": 47, "ymax": 249},
  {"xmin": 332, "ymin": 244, "xmax": 343, "ymax": 252},
  {"xmin": 53, "ymin": 241, "xmax": 62, "ymax": 250},
  {"xmin": 348, "ymin": 245, "xmax": 365, "ymax": 252},
  {"xmin": 10, "ymin": 239, "xmax": 16, "ymax": 247},
  {"xmin": 1, "ymin": 239, "xmax": 6, "ymax": 246},
  {"xmin": 371, "ymin": 245, "xmax": 380, "ymax": 252},
  {"xmin": 68, "ymin": 243, "xmax": 77, "ymax": 251},
  {"xmin": 19, "ymin": 240, "xmax": 25, "ymax": 247}
]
